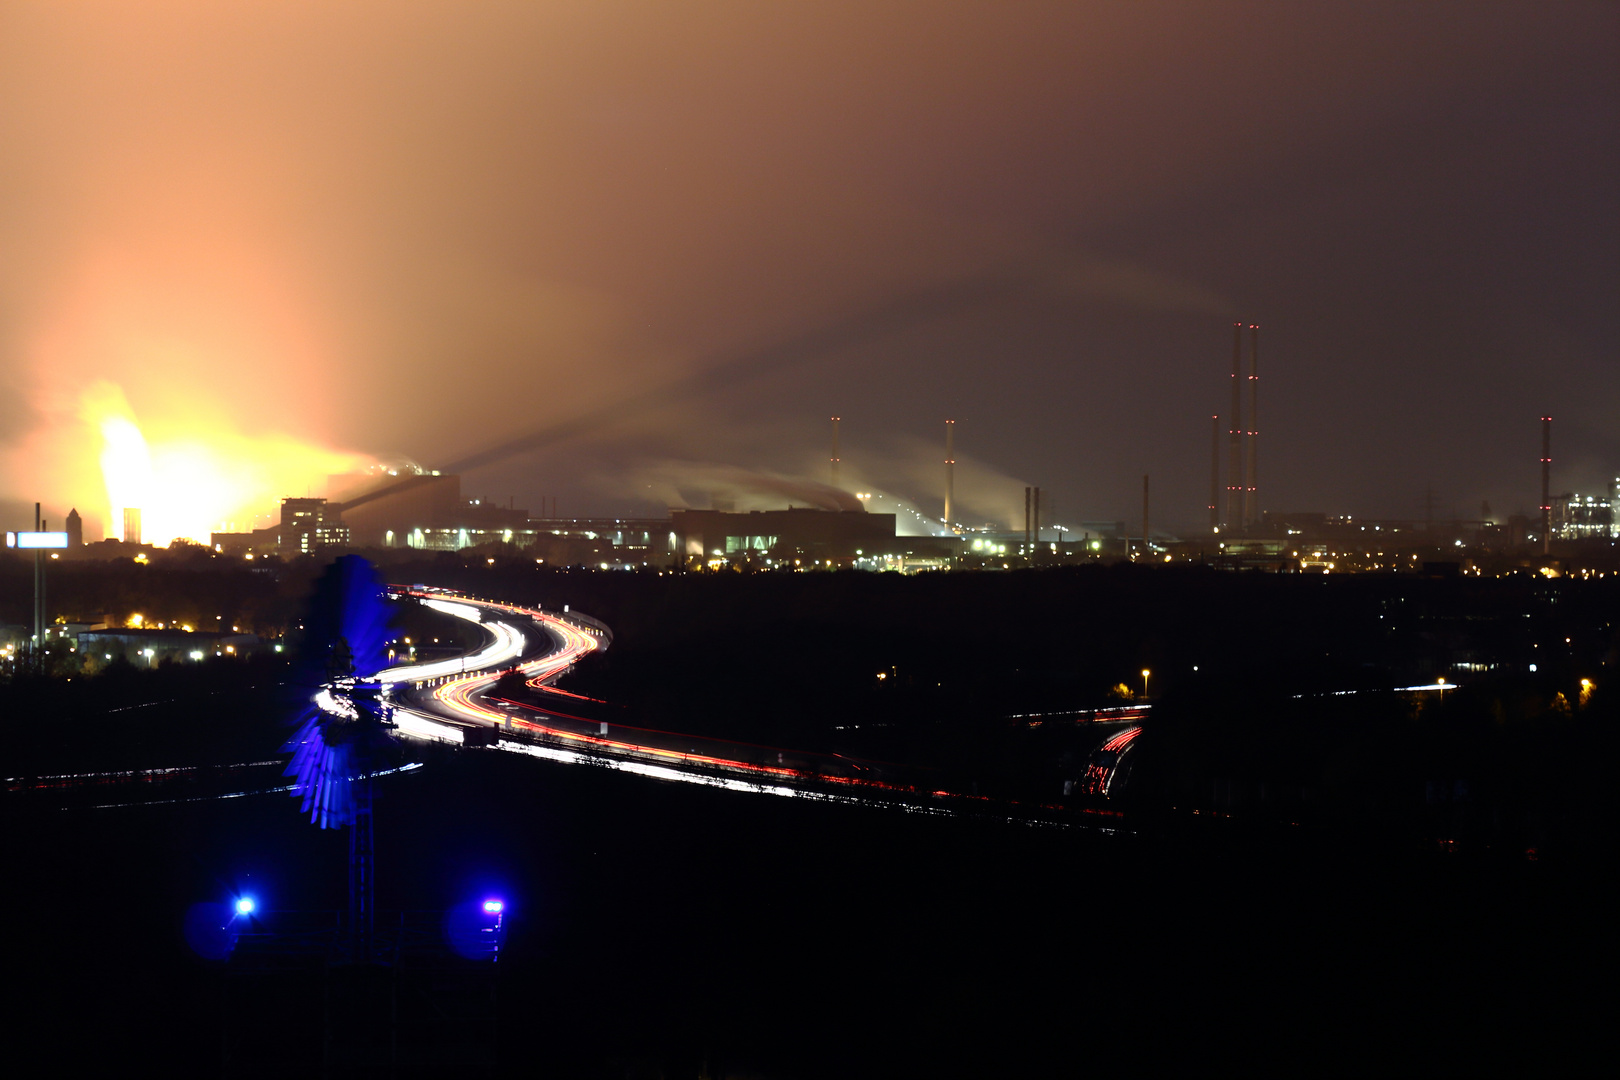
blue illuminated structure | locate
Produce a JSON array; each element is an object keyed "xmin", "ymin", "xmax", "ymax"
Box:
[
  {"xmin": 235, "ymin": 896, "xmax": 256, "ymax": 917},
  {"xmin": 282, "ymin": 555, "xmax": 398, "ymax": 963}
]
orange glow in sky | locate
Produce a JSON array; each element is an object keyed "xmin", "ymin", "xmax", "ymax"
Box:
[
  {"xmin": 3, "ymin": 235, "xmax": 377, "ymax": 546},
  {"xmin": 79, "ymin": 381, "xmax": 371, "ymax": 547}
]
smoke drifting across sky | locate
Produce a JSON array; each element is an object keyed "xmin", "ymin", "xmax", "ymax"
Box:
[{"xmin": 1, "ymin": 2, "xmax": 1615, "ymax": 539}]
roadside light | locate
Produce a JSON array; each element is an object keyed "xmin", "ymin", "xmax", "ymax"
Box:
[
  {"xmin": 482, "ymin": 899, "xmax": 504, "ymax": 915},
  {"xmin": 1142, "ymin": 669, "xmax": 1151, "ymax": 698},
  {"xmin": 235, "ymin": 896, "xmax": 256, "ymax": 917}
]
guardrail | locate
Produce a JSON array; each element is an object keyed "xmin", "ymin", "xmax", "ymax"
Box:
[{"xmin": 549, "ymin": 607, "xmax": 614, "ymax": 648}]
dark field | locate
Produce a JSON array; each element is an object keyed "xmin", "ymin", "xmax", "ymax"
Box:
[{"xmin": 6, "ymin": 746, "xmax": 1611, "ymax": 1077}]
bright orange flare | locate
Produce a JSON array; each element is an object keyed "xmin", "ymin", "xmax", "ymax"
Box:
[{"xmin": 80, "ymin": 380, "xmax": 373, "ymax": 546}]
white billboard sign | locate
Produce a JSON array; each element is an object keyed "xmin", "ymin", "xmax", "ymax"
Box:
[{"xmin": 7, "ymin": 531, "xmax": 70, "ymax": 549}]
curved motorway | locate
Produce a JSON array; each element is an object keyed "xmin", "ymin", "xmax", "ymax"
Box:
[{"xmin": 373, "ymin": 587, "xmax": 1121, "ymax": 830}]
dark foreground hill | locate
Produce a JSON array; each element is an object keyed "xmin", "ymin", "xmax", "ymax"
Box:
[{"xmin": 4, "ymin": 747, "xmax": 1612, "ymax": 1077}]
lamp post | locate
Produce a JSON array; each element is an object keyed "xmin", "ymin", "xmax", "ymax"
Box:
[
  {"xmin": 1141, "ymin": 669, "xmax": 1151, "ymax": 700},
  {"xmin": 7, "ymin": 508, "xmax": 68, "ymax": 671}
]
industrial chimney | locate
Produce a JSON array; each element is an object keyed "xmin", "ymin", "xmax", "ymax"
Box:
[
  {"xmin": 1227, "ymin": 322, "xmax": 1244, "ymax": 528},
  {"xmin": 1209, "ymin": 414, "xmax": 1220, "ymax": 533},
  {"xmin": 1142, "ymin": 474, "xmax": 1150, "ymax": 556},
  {"xmin": 829, "ymin": 416, "xmax": 842, "ymax": 489},
  {"xmin": 1245, "ymin": 324, "xmax": 1259, "ymax": 528},
  {"xmin": 1541, "ymin": 415, "xmax": 1552, "ymax": 555},
  {"xmin": 944, "ymin": 419, "xmax": 956, "ymax": 525}
]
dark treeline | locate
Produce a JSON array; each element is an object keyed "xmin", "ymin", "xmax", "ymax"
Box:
[
  {"xmin": 0, "ymin": 653, "xmax": 294, "ymax": 775},
  {"xmin": 0, "ymin": 546, "xmax": 320, "ymax": 636},
  {"xmin": 1135, "ymin": 670, "xmax": 1618, "ymax": 860}
]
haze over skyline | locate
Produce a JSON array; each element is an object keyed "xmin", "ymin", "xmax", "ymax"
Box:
[{"xmin": 2, "ymin": 2, "xmax": 1615, "ymax": 542}]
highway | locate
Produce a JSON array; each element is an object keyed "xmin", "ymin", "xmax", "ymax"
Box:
[
  {"xmin": 7, "ymin": 586, "xmax": 1129, "ymax": 829},
  {"xmin": 373, "ymin": 587, "xmax": 1121, "ymax": 828},
  {"xmin": 372, "ymin": 588, "xmax": 605, "ymax": 745}
]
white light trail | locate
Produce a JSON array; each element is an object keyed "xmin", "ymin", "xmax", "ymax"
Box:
[
  {"xmin": 371, "ymin": 599, "xmax": 526, "ymax": 684},
  {"xmin": 76, "ymin": 764, "xmax": 424, "ymax": 810},
  {"xmin": 392, "ymin": 708, "xmax": 466, "ymax": 745},
  {"xmin": 494, "ymin": 738, "xmax": 952, "ymax": 813}
]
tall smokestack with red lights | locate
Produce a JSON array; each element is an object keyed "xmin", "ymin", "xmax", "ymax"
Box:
[
  {"xmin": 1209, "ymin": 414, "xmax": 1220, "ymax": 533},
  {"xmin": 830, "ymin": 415, "xmax": 841, "ymax": 489},
  {"xmin": 1541, "ymin": 415, "xmax": 1552, "ymax": 555},
  {"xmin": 1142, "ymin": 474, "xmax": 1150, "ymax": 556},
  {"xmin": 1227, "ymin": 322, "xmax": 1243, "ymax": 528},
  {"xmin": 944, "ymin": 419, "xmax": 956, "ymax": 525},
  {"xmin": 1245, "ymin": 324, "xmax": 1259, "ymax": 528}
]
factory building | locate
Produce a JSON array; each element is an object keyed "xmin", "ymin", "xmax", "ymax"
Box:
[
  {"xmin": 672, "ymin": 507, "xmax": 899, "ymax": 568},
  {"xmin": 1553, "ymin": 489, "xmax": 1617, "ymax": 540},
  {"xmin": 279, "ymin": 498, "xmax": 349, "ymax": 555},
  {"xmin": 398, "ymin": 517, "xmax": 671, "ymax": 566},
  {"xmin": 330, "ymin": 469, "xmax": 468, "ymax": 547}
]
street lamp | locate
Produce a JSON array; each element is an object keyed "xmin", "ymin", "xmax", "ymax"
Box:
[{"xmin": 1141, "ymin": 669, "xmax": 1151, "ymax": 700}]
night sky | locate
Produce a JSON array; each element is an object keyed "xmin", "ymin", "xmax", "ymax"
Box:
[{"xmin": 1, "ymin": 2, "xmax": 1614, "ymax": 536}]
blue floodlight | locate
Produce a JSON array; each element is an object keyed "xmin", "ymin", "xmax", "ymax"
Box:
[
  {"xmin": 448, "ymin": 896, "xmax": 508, "ymax": 959},
  {"xmin": 235, "ymin": 896, "xmax": 256, "ymax": 916}
]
